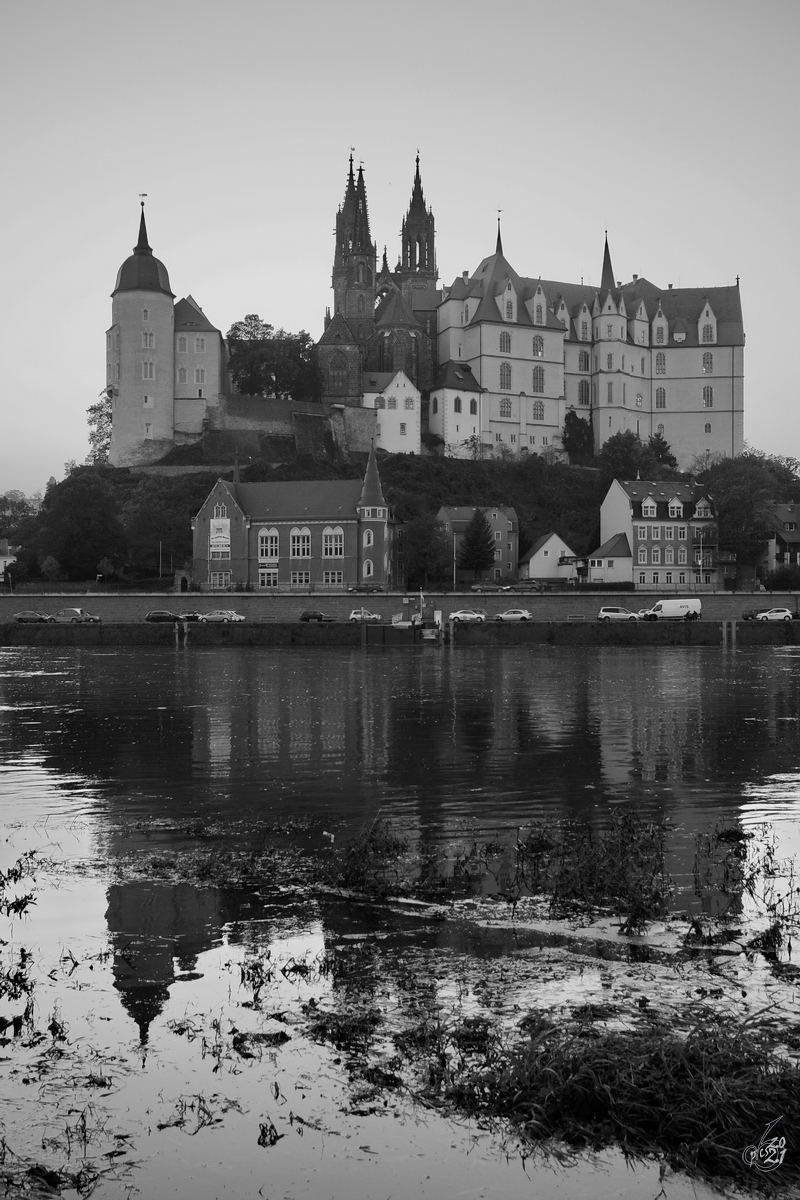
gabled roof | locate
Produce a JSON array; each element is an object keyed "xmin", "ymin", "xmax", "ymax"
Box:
[
  {"xmin": 519, "ymin": 532, "xmax": 577, "ymax": 564},
  {"xmin": 174, "ymin": 296, "xmax": 219, "ymax": 333},
  {"xmin": 437, "ymin": 505, "xmax": 518, "ymax": 529},
  {"xmin": 431, "ymin": 361, "xmax": 483, "ymax": 392},
  {"xmin": 614, "ymin": 480, "xmax": 715, "ymax": 519},
  {"xmin": 374, "ymin": 289, "xmax": 420, "ymax": 329},
  {"xmin": 221, "ymin": 480, "xmax": 364, "ymax": 521},
  {"xmin": 361, "ymin": 371, "xmax": 396, "ymax": 393},
  {"xmin": 590, "ymin": 532, "xmax": 632, "ymax": 559},
  {"xmin": 317, "ymin": 311, "xmax": 357, "ymax": 346}
]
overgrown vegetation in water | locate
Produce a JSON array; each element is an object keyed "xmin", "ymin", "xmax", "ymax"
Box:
[{"xmin": 397, "ymin": 1007, "xmax": 800, "ymax": 1194}]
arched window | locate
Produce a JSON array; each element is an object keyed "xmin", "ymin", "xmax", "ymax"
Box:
[
  {"xmin": 329, "ymin": 352, "xmax": 347, "ymax": 391},
  {"xmin": 532, "ymin": 399, "xmax": 545, "ymax": 421},
  {"xmin": 703, "ymin": 352, "xmax": 713, "ymax": 374},
  {"xmin": 665, "ymin": 545, "xmax": 674, "ymax": 564},
  {"xmin": 652, "ymin": 547, "xmax": 661, "ymax": 564},
  {"xmin": 195, "ymin": 337, "xmax": 205, "ymax": 352},
  {"xmin": 656, "ymin": 326, "xmax": 665, "ymax": 344},
  {"xmin": 657, "ymin": 423, "xmax": 665, "ymax": 435},
  {"xmin": 704, "ymin": 422, "xmax": 712, "ymax": 434},
  {"xmin": 195, "ymin": 368, "xmax": 205, "ymax": 384},
  {"xmin": 142, "ymin": 308, "xmax": 149, "ymax": 322},
  {"xmin": 258, "ymin": 527, "xmax": 279, "ymax": 560},
  {"xmin": 357, "ymin": 294, "xmax": 365, "ymax": 314},
  {"xmin": 656, "ymin": 388, "xmax": 666, "ymax": 409},
  {"xmin": 500, "ymin": 362, "xmax": 512, "ymax": 390},
  {"xmin": 578, "ymin": 349, "xmax": 589, "ymax": 372},
  {"xmin": 363, "ymin": 528, "xmax": 374, "ymax": 548},
  {"xmin": 702, "ymin": 323, "xmax": 714, "ymax": 343},
  {"xmin": 578, "ymin": 380, "xmax": 589, "ymax": 406},
  {"xmin": 533, "ymin": 335, "xmax": 544, "ymax": 358},
  {"xmin": 290, "ymin": 526, "xmax": 311, "ymax": 558},
  {"xmin": 656, "ymin": 352, "xmax": 666, "ymax": 375},
  {"xmin": 464, "ymin": 305, "xmax": 469, "ymax": 321},
  {"xmin": 505, "ymin": 301, "xmax": 513, "ymax": 320},
  {"xmin": 432, "ymin": 396, "xmax": 438, "ymax": 414},
  {"xmin": 500, "ymin": 331, "xmax": 511, "ymax": 353},
  {"xmin": 635, "ymin": 393, "xmax": 643, "ymax": 407},
  {"xmin": 532, "ymin": 366, "xmax": 544, "ymax": 394},
  {"xmin": 363, "ymin": 559, "xmax": 373, "ymax": 578},
  {"xmin": 469, "ymin": 398, "xmax": 478, "ymax": 415},
  {"xmin": 499, "ymin": 397, "xmax": 512, "ymax": 418},
  {"xmin": 453, "ymin": 396, "xmax": 462, "ymax": 413},
  {"xmin": 581, "ymin": 320, "xmax": 588, "ymax": 340},
  {"xmin": 213, "ymin": 504, "xmax": 227, "ymax": 519},
  {"xmin": 178, "ymin": 367, "xmax": 187, "ymax": 384},
  {"xmin": 535, "ymin": 304, "xmax": 543, "ymax": 324},
  {"xmin": 703, "ymin": 386, "xmax": 713, "ymax": 408},
  {"xmin": 323, "ymin": 526, "xmax": 344, "ymax": 557}
]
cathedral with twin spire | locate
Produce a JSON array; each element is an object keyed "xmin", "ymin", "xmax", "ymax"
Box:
[{"xmin": 106, "ymin": 155, "xmax": 744, "ymax": 471}]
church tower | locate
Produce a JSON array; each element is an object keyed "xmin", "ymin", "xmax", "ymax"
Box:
[
  {"xmin": 398, "ymin": 155, "xmax": 436, "ymax": 285},
  {"xmin": 331, "ymin": 155, "xmax": 377, "ymax": 350},
  {"xmin": 107, "ymin": 204, "xmax": 175, "ymax": 466}
]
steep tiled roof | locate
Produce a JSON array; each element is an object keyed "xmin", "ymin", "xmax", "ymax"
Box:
[
  {"xmin": 437, "ymin": 505, "xmax": 518, "ymax": 530},
  {"xmin": 359, "ymin": 444, "xmax": 387, "ymax": 509},
  {"xmin": 519, "ymin": 532, "xmax": 577, "ymax": 564},
  {"xmin": 432, "ymin": 361, "xmax": 483, "ymax": 392},
  {"xmin": 227, "ymin": 480, "xmax": 363, "ymax": 520},
  {"xmin": 362, "ymin": 371, "xmax": 397, "ymax": 393},
  {"xmin": 374, "ymin": 289, "xmax": 419, "ymax": 329},
  {"xmin": 174, "ymin": 296, "xmax": 219, "ymax": 333},
  {"xmin": 113, "ymin": 207, "xmax": 174, "ymax": 298},
  {"xmin": 617, "ymin": 480, "xmax": 714, "ymax": 520},
  {"xmin": 318, "ymin": 311, "xmax": 357, "ymax": 345},
  {"xmin": 590, "ymin": 532, "xmax": 632, "ymax": 559}
]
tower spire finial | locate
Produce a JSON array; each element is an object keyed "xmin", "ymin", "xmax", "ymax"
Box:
[
  {"xmin": 134, "ymin": 196, "xmax": 151, "ymax": 256},
  {"xmin": 496, "ymin": 210, "xmax": 503, "ymax": 255},
  {"xmin": 600, "ymin": 231, "xmax": 615, "ymax": 295}
]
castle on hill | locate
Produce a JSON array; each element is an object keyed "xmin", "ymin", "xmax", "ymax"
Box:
[{"xmin": 106, "ymin": 158, "xmax": 744, "ymax": 471}]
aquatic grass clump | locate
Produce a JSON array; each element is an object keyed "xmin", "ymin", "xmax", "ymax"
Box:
[
  {"xmin": 326, "ymin": 820, "xmax": 411, "ymax": 896},
  {"xmin": 425, "ymin": 1010, "xmax": 800, "ymax": 1192}
]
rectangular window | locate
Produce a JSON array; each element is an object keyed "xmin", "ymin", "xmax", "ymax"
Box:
[
  {"xmin": 542, "ymin": 436, "xmax": 548, "ymax": 445},
  {"xmin": 607, "ymin": 560, "xmax": 614, "ymax": 568},
  {"xmin": 508, "ymin": 542, "xmax": 513, "ymax": 551},
  {"xmin": 209, "ymin": 547, "xmax": 230, "ymax": 560},
  {"xmin": 195, "ymin": 368, "xmax": 205, "ymax": 384},
  {"xmin": 143, "ymin": 394, "xmax": 152, "ymax": 407},
  {"xmin": 494, "ymin": 569, "xmax": 502, "ymax": 580},
  {"xmin": 510, "ymin": 433, "xmax": 516, "ymax": 443},
  {"xmin": 651, "ymin": 526, "xmax": 661, "ymax": 539},
  {"xmin": 258, "ymin": 569, "xmax": 278, "ymax": 589},
  {"xmin": 115, "ymin": 364, "xmax": 120, "ymax": 381},
  {"xmin": 400, "ymin": 423, "xmax": 407, "ymax": 435},
  {"xmin": 290, "ymin": 532, "xmax": 311, "ymax": 558},
  {"xmin": 142, "ymin": 361, "xmax": 154, "ymax": 380},
  {"xmin": 666, "ymin": 572, "xmax": 673, "ymax": 584},
  {"xmin": 195, "ymin": 336, "xmax": 205, "ymax": 352},
  {"xmin": 404, "ymin": 397, "xmax": 414, "ymax": 410},
  {"xmin": 679, "ymin": 572, "xmax": 686, "ymax": 584},
  {"xmin": 653, "ymin": 573, "xmax": 659, "ymax": 584},
  {"xmin": 322, "ymin": 570, "xmax": 344, "ymax": 587},
  {"xmin": 210, "ymin": 571, "xmax": 231, "ymax": 589},
  {"xmin": 665, "ymin": 526, "xmax": 674, "ymax": 539},
  {"xmin": 607, "ymin": 382, "xmax": 613, "ymax": 403},
  {"xmin": 677, "ymin": 526, "xmax": 687, "ymax": 540},
  {"xmin": 637, "ymin": 525, "xmax": 647, "ymax": 540},
  {"xmin": 494, "ymin": 549, "xmax": 501, "ymax": 560},
  {"xmin": 607, "ymin": 354, "xmax": 613, "ymax": 370},
  {"xmin": 529, "ymin": 435, "xmax": 535, "ymax": 444},
  {"xmin": 323, "ymin": 531, "xmax": 343, "ymax": 557},
  {"xmin": 388, "ymin": 398, "xmax": 397, "ymax": 410},
  {"xmin": 678, "ymin": 547, "xmax": 687, "ymax": 564},
  {"xmin": 494, "ymin": 531, "xmax": 501, "ymax": 540},
  {"xmin": 639, "ymin": 572, "xmax": 646, "ymax": 584},
  {"xmin": 638, "ymin": 547, "xmax": 647, "ymax": 564},
  {"xmin": 258, "ymin": 531, "xmax": 278, "ymax": 560},
  {"xmin": 290, "ymin": 571, "xmax": 310, "ymax": 588}
]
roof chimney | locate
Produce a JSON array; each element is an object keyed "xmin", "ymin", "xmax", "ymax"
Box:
[
  {"xmin": 668, "ymin": 283, "xmax": 673, "ymax": 290},
  {"xmin": 632, "ymin": 274, "xmax": 638, "ymax": 282},
  {"xmin": 462, "ymin": 271, "xmax": 469, "ymax": 283}
]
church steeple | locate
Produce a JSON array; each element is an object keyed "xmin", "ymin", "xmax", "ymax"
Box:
[
  {"xmin": 330, "ymin": 152, "xmax": 377, "ymax": 347},
  {"xmin": 134, "ymin": 202, "xmax": 152, "ymax": 255},
  {"xmin": 113, "ymin": 203, "xmax": 173, "ymax": 297},
  {"xmin": 496, "ymin": 215, "xmax": 503, "ymax": 256},
  {"xmin": 600, "ymin": 232, "xmax": 615, "ymax": 295},
  {"xmin": 400, "ymin": 154, "xmax": 436, "ymax": 278}
]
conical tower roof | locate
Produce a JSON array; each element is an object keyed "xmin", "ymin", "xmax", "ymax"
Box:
[
  {"xmin": 358, "ymin": 444, "xmax": 386, "ymax": 509},
  {"xmin": 112, "ymin": 204, "xmax": 174, "ymax": 297},
  {"xmin": 600, "ymin": 233, "xmax": 615, "ymax": 296}
]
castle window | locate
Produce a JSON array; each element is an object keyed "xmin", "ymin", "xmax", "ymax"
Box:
[
  {"xmin": 259, "ymin": 528, "xmax": 279, "ymax": 560},
  {"xmin": 400, "ymin": 422, "xmax": 407, "ymax": 436},
  {"xmin": 607, "ymin": 382, "xmax": 613, "ymax": 403},
  {"xmin": 469, "ymin": 398, "xmax": 477, "ymax": 415},
  {"xmin": 178, "ymin": 367, "xmax": 187, "ymax": 384},
  {"xmin": 432, "ymin": 397, "xmax": 438, "ymax": 414},
  {"xmin": 607, "ymin": 353, "xmax": 613, "ymax": 370},
  {"xmin": 115, "ymin": 333, "xmax": 120, "ymax": 350},
  {"xmin": 357, "ymin": 295, "xmax": 365, "ymax": 314},
  {"xmin": 142, "ymin": 308, "xmax": 149, "ymax": 321},
  {"xmin": 322, "ymin": 526, "xmax": 344, "ymax": 557},
  {"xmin": 142, "ymin": 361, "xmax": 155, "ymax": 380},
  {"xmin": 142, "ymin": 332, "xmax": 154, "ymax": 349},
  {"xmin": 363, "ymin": 559, "xmax": 374, "ymax": 578},
  {"xmin": 500, "ymin": 331, "xmax": 511, "ymax": 353},
  {"xmin": 195, "ymin": 368, "xmax": 205, "ymax": 384},
  {"xmin": 635, "ymin": 393, "xmax": 642, "ymax": 407},
  {"xmin": 454, "ymin": 396, "xmax": 462, "ymax": 413},
  {"xmin": 404, "ymin": 397, "xmax": 414, "ymax": 410},
  {"xmin": 195, "ymin": 336, "xmax": 205, "ymax": 352},
  {"xmin": 578, "ymin": 380, "xmax": 589, "ymax": 405},
  {"xmin": 290, "ymin": 527, "xmax": 311, "ymax": 558},
  {"xmin": 607, "ymin": 324, "xmax": 612, "ymax": 338},
  {"xmin": 499, "ymin": 397, "xmax": 512, "ymax": 418},
  {"xmin": 375, "ymin": 397, "xmax": 385, "ymax": 409},
  {"xmin": 656, "ymin": 352, "xmax": 665, "ymax": 374},
  {"xmin": 213, "ymin": 504, "xmax": 227, "ymax": 518},
  {"xmin": 705, "ymin": 422, "xmax": 712, "ymax": 433},
  {"xmin": 656, "ymin": 326, "xmax": 665, "ymax": 344},
  {"xmin": 578, "ymin": 349, "xmax": 589, "ymax": 371},
  {"xmin": 500, "ymin": 362, "xmax": 512, "ymax": 390},
  {"xmin": 702, "ymin": 324, "xmax": 714, "ymax": 343},
  {"xmin": 542, "ymin": 436, "xmax": 548, "ymax": 445},
  {"xmin": 178, "ymin": 336, "xmax": 187, "ymax": 352},
  {"xmin": 657, "ymin": 423, "xmax": 665, "ymax": 435},
  {"xmin": 506, "ymin": 301, "xmax": 513, "ymax": 320},
  {"xmin": 703, "ymin": 386, "xmax": 713, "ymax": 408},
  {"xmin": 464, "ymin": 305, "xmax": 469, "ymax": 321},
  {"xmin": 532, "ymin": 366, "xmax": 544, "ymax": 394},
  {"xmin": 114, "ymin": 364, "xmax": 120, "ymax": 381},
  {"xmin": 535, "ymin": 304, "xmax": 543, "ymax": 324},
  {"xmin": 581, "ymin": 320, "xmax": 588, "ymax": 340},
  {"xmin": 532, "ymin": 399, "xmax": 545, "ymax": 421},
  {"xmin": 106, "ymin": 363, "xmax": 111, "ymax": 381},
  {"xmin": 329, "ymin": 352, "xmax": 347, "ymax": 391},
  {"xmin": 144, "ymin": 422, "xmax": 152, "ymax": 438},
  {"xmin": 495, "ymin": 433, "xmax": 502, "ymax": 441},
  {"xmin": 656, "ymin": 387, "xmax": 666, "ymax": 409},
  {"xmin": 388, "ymin": 397, "xmax": 397, "ymax": 410},
  {"xmin": 703, "ymin": 351, "xmax": 713, "ymax": 373},
  {"xmin": 533, "ymin": 335, "xmax": 544, "ymax": 357},
  {"xmin": 641, "ymin": 356, "xmax": 645, "ymax": 373},
  {"xmin": 363, "ymin": 528, "xmax": 374, "ymax": 548}
]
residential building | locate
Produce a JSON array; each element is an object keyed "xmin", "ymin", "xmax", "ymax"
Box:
[
  {"xmin": 585, "ymin": 534, "xmax": 632, "ymax": 586},
  {"xmin": 760, "ymin": 502, "xmax": 800, "ymax": 578},
  {"xmin": 428, "ymin": 361, "xmax": 483, "ymax": 457},
  {"xmin": 436, "ymin": 506, "xmax": 518, "ymax": 586},
  {"xmin": 361, "ymin": 371, "xmax": 421, "ymax": 454},
  {"xmin": 597, "ymin": 479, "xmax": 723, "ymax": 591},
  {"xmin": 519, "ymin": 533, "xmax": 579, "ymax": 584},
  {"xmin": 192, "ymin": 447, "xmax": 404, "ymax": 592},
  {"xmin": 0, "ymin": 540, "xmax": 16, "ymax": 577}
]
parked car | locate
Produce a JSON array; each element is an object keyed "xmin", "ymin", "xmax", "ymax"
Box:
[
  {"xmin": 756, "ymin": 607, "xmax": 797, "ymax": 622},
  {"xmin": 598, "ymin": 606, "xmax": 640, "ymax": 622},
  {"xmin": 494, "ymin": 608, "xmax": 532, "ymax": 622},
  {"xmin": 448, "ymin": 609, "xmax": 485, "ymax": 623},
  {"xmin": 299, "ymin": 610, "xmax": 336, "ymax": 622},
  {"xmin": 144, "ymin": 610, "xmax": 180, "ymax": 623},
  {"xmin": 177, "ymin": 611, "xmax": 203, "ymax": 621},
  {"xmin": 348, "ymin": 584, "xmax": 383, "ymax": 594},
  {"xmin": 54, "ymin": 608, "xmax": 101, "ymax": 623},
  {"xmin": 741, "ymin": 608, "xmax": 773, "ymax": 621},
  {"xmin": 13, "ymin": 610, "xmax": 54, "ymax": 623},
  {"xmin": 470, "ymin": 582, "xmax": 504, "ymax": 592},
  {"xmin": 641, "ymin": 599, "xmax": 702, "ymax": 622},
  {"xmin": 198, "ymin": 610, "xmax": 245, "ymax": 623},
  {"xmin": 349, "ymin": 608, "xmax": 381, "ymax": 623}
]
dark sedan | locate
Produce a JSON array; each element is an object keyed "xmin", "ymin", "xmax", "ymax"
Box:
[
  {"xmin": 14, "ymin": 610, "xmax": 54, "ymax": 623},
  {"xmin": 299, "ymin": 610, "xmax": 336, "ymax": 622},
  {"xmin": 144, "ymin": 610, "xmax": 180, "ymax": 623}
]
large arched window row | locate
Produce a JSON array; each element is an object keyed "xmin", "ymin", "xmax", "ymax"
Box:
[
  {"xmin": 500, "ymin": 362, "xmax": 512, "ymax": 391},
  {"xmin": 258, "ymin": 527, "xmax": 279, "ymax": 561},
  {"xmin": 532, "ymin": 366, "xmax": 544, "ymax": 394},
  {"xmin": 323, "ymin": 525, "xmax": 344, "ymax": 558},
  {"xmin": 290, "ymin": 526, "xmax": 311, "ymax": 558}
]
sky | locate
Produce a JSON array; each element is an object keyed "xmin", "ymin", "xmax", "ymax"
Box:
[{"xmin": 2, "ymin": 0, "xmax": 799, "ymax": 495}]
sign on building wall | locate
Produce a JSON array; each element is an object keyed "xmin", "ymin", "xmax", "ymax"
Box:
[{"xmin": 209, "ymin": 519, "xmax": 231, "ymax": 550}]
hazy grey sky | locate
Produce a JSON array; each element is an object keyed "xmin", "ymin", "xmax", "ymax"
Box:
[{"xmin": 2, "ymin": 0, "xmax": 798, "ymax": 493}]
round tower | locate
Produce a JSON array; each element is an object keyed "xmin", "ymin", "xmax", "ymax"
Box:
[{"xmin": 107, "ymin": 205, "xmax": 175, "ymax": 466}]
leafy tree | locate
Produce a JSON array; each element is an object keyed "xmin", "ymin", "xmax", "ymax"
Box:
[
  {"xmin": 648, "ymin": 431, "xmax": 678, "ymax": 472},
  {"xmin": 226, "ymin": 315, "xmax": 321, "ymax": 401},
  {"xmin": 402, "ymin": 513, "xmax": 451, "ymax": 589},
  {"xmin": 87, "ymin": 389, "xmax": 112, "ymax": 464},
  {"xmin": 120, "ymin": 473, "xmax": 218, "ymax": 574},
  {"xmin": 562, "ymin": 409, "xmax": 594, "ymax": 462},
  {"xmin": 457, "ymin": 508, "xmax": 496, "ymax": 579},
  {"xmin": 694, "ymin": 454, "xmax": 777, "ymax": 580},
  {"xmin": 0, "ymin": 490, "xmax": 39, "ymax": 544},
  {"xmin": 37, "ymin": 468, "xmax": 127, "ymax": 580},
  {"xmin": 597, "ymin": 430, "xmax": 662, "ymax": 489},
  {"xmin": 40, "ymin": 555, "xmax": 62, "ymax": 581}
]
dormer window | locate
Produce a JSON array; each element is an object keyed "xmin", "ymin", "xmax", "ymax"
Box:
[
  {"xmin": 656, "ymin": 327, "xmax": 665, "ymax": 344},
  {"xmin": 668, "ymin": 500, "xmax": 684, "ymax": 518},
  {"xmin": 702, "ymin": 324, "xmax": 714, "ymax": 343},
  {"xmin": 506, "ymin": 301, "xmax": 513, "ymax": 320},
  {"xmin": 695, "ymin": 501, "xmax": 712, "ymax": 519},
  {"xmin": 642, "ymin": 499, "xmax": 657, "ymax": 518},
  {"xmin": 581, "ymin": 320, "xmax": 588, "ymax": 339}
]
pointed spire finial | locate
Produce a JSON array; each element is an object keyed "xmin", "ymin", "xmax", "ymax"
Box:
[
  {"xmin": 134, "ymin": 196, "xmax": 151, "ymax": 256},
  {"xmin": 496, "ymin": 211, "xmax": 503, "ymax": 255},
  {"xmin": 601, "ymin": 232, "xmax": 615, "ymax": 295}
]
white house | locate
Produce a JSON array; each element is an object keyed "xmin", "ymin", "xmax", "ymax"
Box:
[
  {"xmin": 586, "ymin": 533, "xmax": 633, "ymax": 585},
  {"xmin": 519, "ymin": 533, "xmax": 579, "ymax": 583},
  {"xmin": 361, "ymin": 370, "xmax": 421, "ymax": 455}
]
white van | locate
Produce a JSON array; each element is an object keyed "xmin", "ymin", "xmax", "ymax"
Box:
[{"xmin": 642, "ymin": 598, "xmax": 701, "ymax": 622}]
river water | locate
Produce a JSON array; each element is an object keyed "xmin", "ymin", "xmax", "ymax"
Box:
[{"xmin": 0, "ymin": 644, "xmax": 798, "ymax": 1199}]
